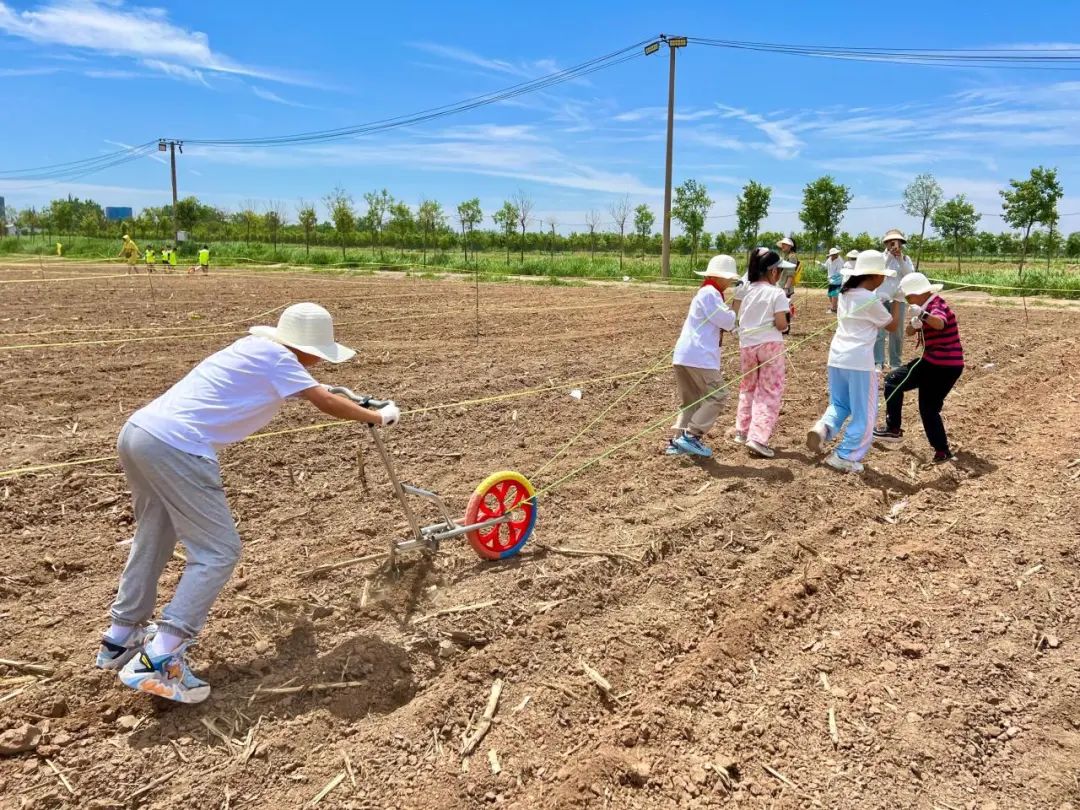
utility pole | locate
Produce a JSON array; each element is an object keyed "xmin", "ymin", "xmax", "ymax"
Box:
[
  {"xmin": 158, "ymin": 139, "xmax": 183, "ymax": 245},
  {"xmin": 645, "ymin": 35, "xmax": 687, "ymax": 279}
]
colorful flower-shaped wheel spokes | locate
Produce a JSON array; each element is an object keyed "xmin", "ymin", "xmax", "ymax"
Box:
[{"xmin": 464, "ymin": 471, "xmax": 537, "ymax": 560}]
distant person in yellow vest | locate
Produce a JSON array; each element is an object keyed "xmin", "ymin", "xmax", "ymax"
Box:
[
  {"xmin": 168, "ymin": 246, "xmax": 178, "ymax": 271},
  {"xmin": 197, "ymin": 245, "xmax": 210, "ymax": 275},
  {"xmin": 56, "ymin": 242, "xmax": 63, "ymax": 256},
  {"xmin": 119, "ymin": 235, "xmax": 140, "ymax": 273},
  {"xmin": 145, "ymin": 246, "xmax": 157, "ymax": 273}
]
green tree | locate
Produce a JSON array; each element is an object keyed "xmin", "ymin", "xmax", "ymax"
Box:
[
  {"xmin": 901, "ymin": 173, "xmax": 944, "ymax": 269},
  {"xmin": 297, "ymin": 201, "xmax": 317, "ymax": 257},
  {"xmin": 931, "ymin": 194, "xmax": 981, "ymax": 272},
  {"xmin": 263, "ymin": 202, "xmax": 285, "ymax": 254},
  {"xmin": 1000, "ymin": 166, "xmax": 1064, "ymax": 277},
  {"xmin": 633, "ymin": 204, "xmax": 655, "ymax": 259},
  {"xmin": 492, "ymin": 201, "xmax": 518, "ymax": 265},
  {"xmin": 1065, "ymin": 231, "xmax": 1080, "ymax": 259},
  {"xmin": 456, "ymin": 198, "xmax": 483, "ymax": 262},
  {"xmin": 799, "ymin": 176, "xmax": 853, "ymax": 259},
  {"xmin": 324, "ymin": 187, "xmax": 356, "ymax": 260},
  {"xmin": 672, "ymin": 179, "xmax": 713, "ymax": 266},
  {"xmin": 735, "ymin": 180, "xmax": 771, "ymax": 248},
  {"xmin": 387, "ymin": 201, "xmax": 414, "ymax": 256},
  {"xmin": 416, "ymin": 198, "xmax": 445, "ymax": 265},
  {"xmin": 363, "ymin": 189, "xmax": 393, "ymax": 256}
]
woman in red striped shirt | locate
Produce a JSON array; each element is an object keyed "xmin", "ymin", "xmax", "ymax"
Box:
[{"xmin": 873, "ymin": 273, "xmax": 964, "ymax": 462}]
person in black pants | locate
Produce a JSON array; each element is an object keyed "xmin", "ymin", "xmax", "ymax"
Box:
[{"xmin": 873, "ymin": 273, "xmax": 965, "ymax": 462}]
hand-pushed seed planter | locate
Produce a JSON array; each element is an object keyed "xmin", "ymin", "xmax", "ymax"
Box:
[{"xmin": 329, "ymin": 387, "xmax": 538, "ymax": 561}]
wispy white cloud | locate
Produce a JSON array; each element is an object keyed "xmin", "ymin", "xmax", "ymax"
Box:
[
  {"xmin": 613, "ymin": 106, "xmax": 718, "ymax": 123},
  {"xmin": 140, "ymin": 58, "xmax": 210, "ymax": 86},
  {"xmin": 251, "ymin": 85, "xmax": 316, "ymax": 109},
  {"xmin": 104, "ymin": 138, "xmax": 167, "ymax": 166},
  {"xmin": 0, "ymin": 0, "xmax": 316, "ymax": 86},
  {"xmin": 0, "ymin": 65, "xmax": 58, "ymax": 76},
  {"xmin": 714, "ymin": 104, "xmax": 803, "ymax": 160},
  {"xmin": 409, "ymin": 41, "xmax": 572, "ymax": 83}
]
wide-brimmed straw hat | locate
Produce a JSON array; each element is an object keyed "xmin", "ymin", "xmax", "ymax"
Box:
[
  {"xmin": 845, "ymin": 249, "xmax": 860, "ymax": 259},
  {"xmin": 882, "ymin": 228, "xmax": 907, "ymax": 244},
  {"xmin": 828, "ymin": 247, "xmax": 841, "ymax": 257},
  {"xmin": 250, "ymin": 302, "xmax": 356, "ymax": 363},
  {"xmin": 694, "ymin": 254, "xmax": 741, "ymax": 280},
  {"xmin": 844, "ymin": 249, "xmax": 896, "ymax": 278},
  {"xmin": 899, "ymin": 272, "xmax": 943, "ymax": 297},
  {"xmin": 777, "ymin": 237, "xmax": 795, "ymax": 250}
]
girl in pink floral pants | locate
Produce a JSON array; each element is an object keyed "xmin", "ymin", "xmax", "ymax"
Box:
[{"xmin": 732, "ymin": 248, "xmax": 791, "ymax": 458}]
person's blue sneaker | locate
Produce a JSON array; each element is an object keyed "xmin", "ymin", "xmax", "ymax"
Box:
[
  {"xmin": 673, "ymin": 432, "xmax": 713, "ymax": 458},
  {"xmin": 119, "ymin": 645, "xmax": 210, "ymax": 704},
  {"xmin": 95, "ymin": 624, "xmax": 156, "ymax": 672},
  {"xmin": 664, "ymin": 438, "xmax": 685, "ymax": 456}
]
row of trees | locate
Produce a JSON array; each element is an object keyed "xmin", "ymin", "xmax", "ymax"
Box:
[{"xmin": 4, "ymin": 169, "xmax": 1071, "ymax": 271}]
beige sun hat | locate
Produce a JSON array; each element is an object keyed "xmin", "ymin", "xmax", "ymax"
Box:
[
  {"xmin": 250, "ymin": 302, "xmax": 356, "ymax": 363},
  {"xmin": 828, "ymin": 247, "xmax": 841, "ymax": 257},
  {"xmin": 882, "ymin": 228, "xmax": 907, "ymax": 244},
  {"xmin": 899, "ymin": 272, "xmax": 943, "ymax": 297},
  {"xmin": 844, "ymin": 249, "xmax": 896, "ymax": 278},
  {"xmin": 777, "ymin": 237, "xmax": 795, "ymax": 250},
  {"xmin": 845, "ymin": 249, "xmax": 860, "ymax": 260},
  {"xmin": 694, "ymin": 254, "xmax": 741, "ymax": 280}
]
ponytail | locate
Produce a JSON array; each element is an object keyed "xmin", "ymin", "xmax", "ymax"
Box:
[{"xmin": 841, "ymin": 274, "xmax": 871, "ymax": 292}]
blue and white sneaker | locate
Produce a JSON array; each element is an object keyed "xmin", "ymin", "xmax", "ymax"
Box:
[
  {"xmin": 119, "ymin": 644, "xmax": 210, "ymax": 704},
  {"xmin": 673, "ymin": 432, "xmax": 713, "ymax": 458},
  {"xmin": 95, "ymin": 623, "xmax": 156, "ymax": 671},
  {"xmin": 665, "ymin": 438, "xmax": 685, "ymax": 456}
]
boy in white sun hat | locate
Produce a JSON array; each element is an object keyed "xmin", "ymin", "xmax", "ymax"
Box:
[
  {"xmin": 822, "ymin": 247, "xmax": 845, "ymax": 314},
  {"xmin": 669, "ymin": 255, "xmax": 740, "ymax": 458},
  {"xmin": 806, "ymin": 250, "xmax": 899, "ymax": 473},
  {"xmin": 875, "ymin": 229, "xmax": 915, "ymax": 369},
  {"xmin": 97, "ymin": 303, "xmax": 399, "ymax": 704},
  {"xmin": 873, "ymin": 272, "xmax": 964, "ymax": 463}
]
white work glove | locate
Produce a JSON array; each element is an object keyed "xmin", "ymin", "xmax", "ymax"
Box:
[
  {"xmin": 910, "ymin": 315, "xmax": 924, "ymax": 330},
  {"xmin": 908, "ymin": 303, "xmax": 925, "ymax": 319},
  {"xmin": 378, "ymin": 402, "xmax": 401, "ymax": 427}
]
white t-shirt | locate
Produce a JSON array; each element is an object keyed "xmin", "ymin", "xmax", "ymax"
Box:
[
  {"xmin": 130, "ymin": 335, "xmax": 320, "ymax": 460},
  {"xmin": 737, "ymin": 282, "xmax": 790, "ymax": 348},
  {"xmin": 828, "ymin": 287, "xmax": 893, "ymax": 371},
  {"xmin": 824, "ymin": 257, "xmax": 844, "ymax": 285},
  {"xmin": 672, "ymin": 285, "xmax": 736, "ymax": 370},
  {"xmin": 877, "ymin": 253, "xmax": 914, "ymax": 303}
]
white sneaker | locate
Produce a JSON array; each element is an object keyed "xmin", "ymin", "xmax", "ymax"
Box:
[
  {"xmin": 732, "ymin": 431, "xmax": 747, "ymax": 445},
  {"xmin": 825, "ymin": 452, "xmax": 864, "ymax": 474},
  {"xmin": 806, "ymin": 421, "xmax": 828, "ymax": 454},
  {"xmin": 746, "ymin": 439, "xmax": 775, "ymax": 458},
  {"xmin": 95, "ymin": 623, "xmax": 156, "ymax": 671}
]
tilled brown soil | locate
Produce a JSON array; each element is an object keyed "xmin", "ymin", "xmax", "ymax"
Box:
[{"xmin": 1, "ymin": 266, "xmax": 1078, "ymax": 810}]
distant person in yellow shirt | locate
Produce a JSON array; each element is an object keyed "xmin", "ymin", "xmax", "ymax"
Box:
[{"xmin": 119, "ymin": 235, "xmax": 140, "ymax": 273}]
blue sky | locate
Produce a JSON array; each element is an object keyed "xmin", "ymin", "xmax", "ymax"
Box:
[{"xmin": 2, "ymin": 0, "xmax": 1080, "ymax": 237}]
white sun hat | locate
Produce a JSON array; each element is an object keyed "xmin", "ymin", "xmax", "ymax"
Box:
[
  {"xmin": 828, "ymin": 247, "xmax": 841, "ymax": 257},
  {"xmin": 843, "ymin": 249, "xmax": 895, "ymax": 278},
  {"xmin": 777, "ymin": 237, "xmax": 795, "ymax": 249},
  {"xmin": 250, "ymin": 302, "xmax": 356, "ymax": 363},
  {"xmin": 899, "ymin": 272, "xmax": 943, "ymax": 297},
  {"xmin": 845, "ymin": 249, "xmax": 860, "ymax": 260},
  {"xmin": 882, "ymin": 228, "xmax": 907, "ymax": 244},
  {"xmin": 694, "ymin": 254, "xmax": 741, "ymax": 280}
]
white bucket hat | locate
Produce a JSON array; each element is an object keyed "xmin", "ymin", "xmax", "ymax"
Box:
[
  {"xmin": 777, "ymin": 237, "xmax": 795, "ymax": 250},
  {"xmin": 844, "ymin": 249, "xmax": 896, "ymax": 278},
  {"xmin": 882, "ymin": 228, "xmax": 907, "ymax": 244},
  {"xmin": 695, "ymin": 254, "xmax": 741, "ymax": 280},
  {"xmin": 899, "ymin": 272, "xmax": 943, "ymax": 297},
  {"xmin": 845, "ymin": 249, "xmax": 860, "ymax": 260},
  {"xmin": 250, "ymin": 302, "xmax": 356, "ymax": 363},
  {"xmin": 828, "ymin": 247, "xmax": 841, "ymax": 257}
]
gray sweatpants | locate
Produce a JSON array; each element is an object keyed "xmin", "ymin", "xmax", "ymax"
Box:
[
  {"xmin": 110, "ymin": 422, "xmax": 240, "ymax": 639},
  {"xmin": 672, "ymin": 365, "xmax": 728, "ymax": 438}
]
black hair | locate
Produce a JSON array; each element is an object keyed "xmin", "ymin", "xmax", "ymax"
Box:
[
  {"xmin": 841, "ymin": 274, "xmax": 873, "ymax": 292},
  {"xmin": 748, "ymin": 249, "xmax": 782, "ymax": 283}
]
